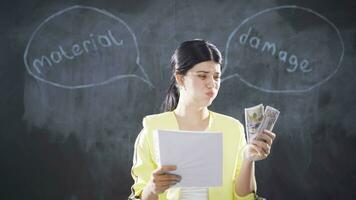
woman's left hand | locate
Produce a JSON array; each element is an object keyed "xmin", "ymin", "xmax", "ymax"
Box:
[{"xmin": 244, "ymin": 130, "xmax": 276, "ymax": 162}]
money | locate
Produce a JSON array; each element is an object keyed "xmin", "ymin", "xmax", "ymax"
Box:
[
  {"xmin": 244, "ymin": 104, "xmax": 264, "ymax": 142},
  {"xmin": 245, "ymin": 104, "xmax": 280, "ymax": 143},
  {"xmin": 256, "ymin": 106, "xmax": 280, "ymax": 134}
]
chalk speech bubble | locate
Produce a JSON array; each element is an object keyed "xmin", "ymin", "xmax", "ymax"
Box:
[
  {"xmin": 24, "ymin": 5, "xmax": 153, "ymax": 89},
  {"xmin": 222, "ymin": 5, "xmax": 344, "ymax": 93}
]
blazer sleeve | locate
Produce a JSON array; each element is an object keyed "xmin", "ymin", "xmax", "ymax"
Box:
[
  {"xmin": 129, "ymin": 117, "xmax": 156, "ymax": 199},
  {"xmin": 232, "ymin": 120, "xmax": 256, "ymax": 200}
]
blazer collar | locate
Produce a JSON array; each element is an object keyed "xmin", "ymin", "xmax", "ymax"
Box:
[{"xmin": 169, "ymin": 110, "xmax": 213, "ymax": 131}]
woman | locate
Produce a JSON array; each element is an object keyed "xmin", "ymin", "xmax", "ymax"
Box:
[{"xmin": 129, "ymin": 39, "xmax": 276, "ymax": 200}]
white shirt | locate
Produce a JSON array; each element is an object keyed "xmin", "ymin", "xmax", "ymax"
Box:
[{"xmin": 180, "ymin": 187, "xmax": 208, "ymax": 200}]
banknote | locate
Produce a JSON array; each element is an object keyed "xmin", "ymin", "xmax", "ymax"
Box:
[
  {"xmin": 256, "ymin": 106, "xmax": 280, "ymax": 134},
  {"xmin": 244, "ymin": 104, "xmax": 264, "ymax": 142}
]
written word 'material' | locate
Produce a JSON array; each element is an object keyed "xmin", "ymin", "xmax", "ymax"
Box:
[{"xmin": 33, "ymin": 30, "xmax": 123, "ymax": 74}]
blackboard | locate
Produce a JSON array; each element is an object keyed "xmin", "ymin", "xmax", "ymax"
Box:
[{"xmin": 1, "ymin": 0, "xmax": 355, "ymax": 199}]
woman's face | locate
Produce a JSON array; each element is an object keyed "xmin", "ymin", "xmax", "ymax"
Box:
[{"xmin": 176, "ymin": 60, "xmax": 221, "ymax": 108}]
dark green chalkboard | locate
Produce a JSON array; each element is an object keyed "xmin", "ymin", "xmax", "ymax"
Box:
[{"xmin": 1, "ymin": 0, "xmax": 355, "ymax": 199}]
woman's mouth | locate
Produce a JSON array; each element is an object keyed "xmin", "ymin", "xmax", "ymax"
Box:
[{"xmin": 206, "ymin": 92, "xmax": 214, "ymax": 98}]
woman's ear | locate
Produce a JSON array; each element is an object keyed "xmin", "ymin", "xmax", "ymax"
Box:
[{"xmin": 175, "ymin": 74, "xmax": 185, "ymax": 88}]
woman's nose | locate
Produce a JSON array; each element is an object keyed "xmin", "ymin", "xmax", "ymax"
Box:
[{"xmin": 206, "ymin": 77, "xmax": 215, "ymax": 88}]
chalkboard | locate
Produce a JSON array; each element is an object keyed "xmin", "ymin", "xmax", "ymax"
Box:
[{"xmin": 1, "ymin": 0, "xmax": 355, "ymax": 199}]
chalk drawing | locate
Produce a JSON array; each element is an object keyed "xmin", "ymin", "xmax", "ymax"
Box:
[
  {"xmin": 24, "ymin": 5, "xmax": 153, "ymax": 89},
  {"xmin": 222, "ymin": 5, "xmax": 344, "ymax": 93}
]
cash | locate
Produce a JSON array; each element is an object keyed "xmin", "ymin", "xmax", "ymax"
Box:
[
  {"xmin": 244, "ymin": 104, "xmax": 280, "ymax": 143},
  {"xmin": 244, "ymin": 104, "xmax": 264, "ymax": 142},
  {"xmin": 256, "ymin": 106, "xmax": 280, "ymax": 134}
]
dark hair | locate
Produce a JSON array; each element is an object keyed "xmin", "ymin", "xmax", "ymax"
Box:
[{"xmin": 161, "ymin": 39, "xmax": 222, "ymax": 112}]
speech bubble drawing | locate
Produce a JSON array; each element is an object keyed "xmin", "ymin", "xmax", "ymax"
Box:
[
  {"xmin": 24, "ymin": 5, "xmax": 153, "ymax": 89},
  {"xmin": 222, "ymin": 5, "xmax": 344, "ymax": 93}
]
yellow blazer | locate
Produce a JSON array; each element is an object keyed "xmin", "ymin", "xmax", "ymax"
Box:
[{"xmin": 129, "ymin": 110, "xmax": 255, "ymax": 200}]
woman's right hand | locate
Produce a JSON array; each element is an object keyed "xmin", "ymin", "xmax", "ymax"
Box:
[{"xmin": 146, "ymin": 165, "xmax": 182, "ymax": 195}]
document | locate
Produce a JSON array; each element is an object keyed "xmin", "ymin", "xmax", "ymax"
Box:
[{"xmin": 154, "ymin": 129, "xmax": 223, "ymax": 187}]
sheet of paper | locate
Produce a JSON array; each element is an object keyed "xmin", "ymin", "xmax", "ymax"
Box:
[{"xmin": 154, "ymin": 129, "xmax": 222, "ymax": 188}]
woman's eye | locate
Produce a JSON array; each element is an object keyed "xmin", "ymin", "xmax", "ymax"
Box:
[
  {"xmin": 198, "ymin": 75, "xmax": 206, "ymax": 79},
  {"xmin": 214, "ymin": 76, "xmax": 221, "ymax": 80}
]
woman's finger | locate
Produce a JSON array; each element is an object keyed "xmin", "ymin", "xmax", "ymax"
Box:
[
  {"xmin": 251, "ymin": 139, "xmax": 269, "ymax": 151},
  {"xmin": 153, "ymin": 165, "xmax": 177, "ymax": 176},
  {"xmin": 254, "ymin": 133, "xmax": 273, "ymax": 145},
  {"xmin": 249, "ymin": 143, "xmax": 263, "ymax": 155},
  {"xmin": 156, "ymin": 180, "xmax": 178, "ymax": 187},
  {"xmin": 251, "ymin": 140, "xmax": 270, "ymax": 155},
  {"xmin": 262, "ymin": 130, "xmax": 276, "ymax": 140},
  {"xmin": 250, "ymin": 144, "xmax": 267, "ymax": 160},
  {"xmin": 156, "ymin": 175, "xmax": 181, "ymax": 182}
]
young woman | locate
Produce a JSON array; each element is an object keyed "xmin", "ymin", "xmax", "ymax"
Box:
[{"xmin": 129, "ymin": 39, "xmax": 276, "ymax": 200}]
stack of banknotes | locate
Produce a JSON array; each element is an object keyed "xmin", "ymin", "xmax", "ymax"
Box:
[{"xmin": 244, "ymin": 104, "xmax": 280, "ymax": 142}]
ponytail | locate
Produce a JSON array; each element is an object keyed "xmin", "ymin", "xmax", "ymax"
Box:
[{"xmin": 161, "ymin": 76, "xmax": 180, "ymax": 112}]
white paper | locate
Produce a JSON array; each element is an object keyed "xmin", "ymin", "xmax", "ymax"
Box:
[{"xmin": 154, "ymin": 129, "xmax": 223, "ymax": 188}]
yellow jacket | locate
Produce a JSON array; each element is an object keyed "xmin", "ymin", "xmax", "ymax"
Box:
[{"xmin": 129, "ymin": 110, "xmax": 255, "ymax": 200}]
